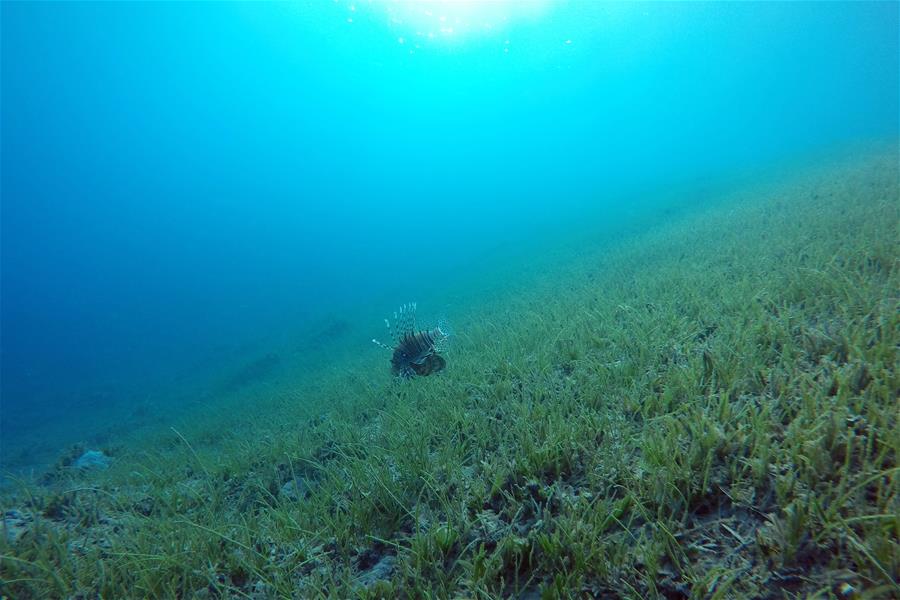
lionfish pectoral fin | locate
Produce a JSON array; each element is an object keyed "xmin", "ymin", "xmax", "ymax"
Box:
[
  {"xmin": 412, "ymin": 349, "xmax": 434, "ymax": 365},
  {"xmin": 372, "ymin": 338, "xmax": 392, "ymax": 351}
]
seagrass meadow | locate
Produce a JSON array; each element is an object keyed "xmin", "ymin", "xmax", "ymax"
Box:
[{"xmin": 1, "ymin": 147, "xmax": 897, "ymax": 599}]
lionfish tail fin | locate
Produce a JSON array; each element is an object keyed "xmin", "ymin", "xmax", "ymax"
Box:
[{"xmin": 433, "ymin": 317, "xmax": 453, "ymax": 352}]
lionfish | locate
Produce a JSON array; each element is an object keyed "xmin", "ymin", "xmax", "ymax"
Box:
[{"xmin": 372, "ymin": 303, "xmax": 451, "ymax": 378}]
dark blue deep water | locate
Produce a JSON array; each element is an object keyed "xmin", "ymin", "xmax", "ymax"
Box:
[{"xmin": 2, "ymin": 1, "xmax": 897, "ymax": 470}]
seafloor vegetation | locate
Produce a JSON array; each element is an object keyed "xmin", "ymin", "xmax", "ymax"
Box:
[{"xmin": 2, "ymin": 149, "xmax": 898, "ymax": 599}]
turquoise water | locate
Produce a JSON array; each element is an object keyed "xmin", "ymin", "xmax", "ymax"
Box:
[{"xmin": 1, "ymin": 1, "xmax": 897, "ymax": 468}]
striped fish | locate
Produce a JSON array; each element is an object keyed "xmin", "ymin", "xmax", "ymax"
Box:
[{"xmin": 372, "ymin": 303, "xmax": 450, "ymax": 378}]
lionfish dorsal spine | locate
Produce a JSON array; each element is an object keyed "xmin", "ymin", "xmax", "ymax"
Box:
[{"xmin": 396, "ymin": 302, "xmax": 417, "ymax": 338}]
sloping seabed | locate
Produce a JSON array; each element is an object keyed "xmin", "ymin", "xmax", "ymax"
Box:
[{"xmin": 2, "ymin": 148, "xmax": 898, "ymax": 598}]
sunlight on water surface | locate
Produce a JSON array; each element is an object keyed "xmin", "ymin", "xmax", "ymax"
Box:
[{"xmin": 336, "ymin": 0, "xmax": 557, "ymax": 49}]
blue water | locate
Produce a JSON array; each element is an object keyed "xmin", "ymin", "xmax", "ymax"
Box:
[{"xmin": 2, "ymin": 1, "xmax": 897, "ymax": 469}]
